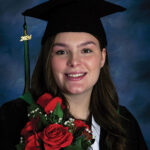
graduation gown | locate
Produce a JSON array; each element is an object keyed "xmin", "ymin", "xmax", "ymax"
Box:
[{"xmin": 0, "ymin": 99, "xmax": 148, "ymax": 150}]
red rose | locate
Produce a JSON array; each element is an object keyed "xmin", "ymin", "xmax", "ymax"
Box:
[
  {"xmin": 25, "ymin": 133, "xmax": 40, "ymax": 150},
  {"xmin": 37, "ymin": 93, "xmax": 65, "ymax": 114},
  {"xmin": 21, "ymin": 121, "xmax": 33, "ymax": 140},
  {"xmin": 39, "ymin": 123, "xmax": 73, "ymax": 150},
  {"xmin": 74, "ymin": 120, "xmax": 92, "ymax": 140},
  {"xmin": 30, "ymin": 117, "xmax": 41, "ymax": 131},
  {"xmin": 21, "ymin": 117, "xmax": 40, "ymax": 140},
  {"xmin": 37, "ymin": 93, "xmax": 53, "ymax": 108},
  {"xmin": 74, "ymin": 120, "xmax": 90, "ymax": 129},
  {"xmin": 44, "ymin": 97, "xmax": 63, "ymax": 114}
]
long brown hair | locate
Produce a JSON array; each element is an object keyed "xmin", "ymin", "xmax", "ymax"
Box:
[{"xmin": 30, "ymin": 34, "xmax": 126, "ymax": 150}]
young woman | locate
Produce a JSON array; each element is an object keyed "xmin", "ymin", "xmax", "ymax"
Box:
[{"xmin": 0, "ymin": 0, "xmax": 148, "ymax": 150}]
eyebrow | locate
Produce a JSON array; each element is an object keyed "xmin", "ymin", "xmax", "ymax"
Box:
[
  {"xmin": 52, "ymin": 43, "xmax": 68, "ymax": 48},
  {"xmin": 52, "ymin": 41, "xmax": 97, "ymax": 48},
  {"xmin": 78, "ymin": 41, "xmax": 96, "ymax": 47}
]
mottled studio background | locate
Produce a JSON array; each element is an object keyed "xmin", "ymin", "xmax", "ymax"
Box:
[{"xmin": 0, "ymin": 0, "xmax": 150, "ymax": 148}]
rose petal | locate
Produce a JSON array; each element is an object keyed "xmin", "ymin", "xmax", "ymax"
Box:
[
  {"xmin": 21, "ymin": 121, "xmax": 33, "ymax": 139},
  {"xmin": 25, "ymin": 134, "xmax": 40, "ymax": 150},
  {"xmin": 44, "ymin": 97, "xmax": 62, "ymax": 114},
  {"xmin": 74, "ymin": 119, "xmax": 90, "ymax": 129},
  {"xmin": 40, "ymin": 124, "xmax": 73, "ymax": 149},
  {"xmin": 31, "ymin": 117, "xmax": 40, "ymax": 131},
  {"xmin": 44, "ymin": 144, "xmax": 60, "ymax": 150},
  {"xmin": 37, "ymin": 93, "xmax": 53, "ymax": 108}
]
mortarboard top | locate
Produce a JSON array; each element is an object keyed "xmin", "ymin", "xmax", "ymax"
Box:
[{"xmin": 22, "ymin": 0, "xmax": 126, "ymax": 47}]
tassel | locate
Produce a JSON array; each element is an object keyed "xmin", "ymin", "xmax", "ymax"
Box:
[{"xmin": 21, "ymin": 16, "xmax": 31, "ymax": 93}]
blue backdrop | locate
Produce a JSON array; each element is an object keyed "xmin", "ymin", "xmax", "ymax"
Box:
[{"xmin": 0, "ymin": 0, "xmax": 150, "ymax": 148}]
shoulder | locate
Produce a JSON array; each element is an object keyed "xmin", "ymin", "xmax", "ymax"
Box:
[
  {"xmin": 119, "ymin": 105, "xmax": 143, "ymax": 133},
  {"xmin": 119, "ymin": 105, "xmax": 148, "ymax": 150},
  {"xmin": 0, "ymin": 98, "xmax": 28, "ymax": 113},
  {"xmin": 119, "ymin": 105, "xmax": 137, "ymax": 120},
  {"xmin": 119, "ymin": 106, "xmax": 141, "ymax": 137},
  {"xmin": 0, "ymin": 99, "xmax": 28, "ymax": 123},
  {"xmin": 119, "ymin": 105, "xmax": 140, "ymax": 126},
  {"xmin": 0, "ymin": 99, "xmax": 29, "ymax": 150}
]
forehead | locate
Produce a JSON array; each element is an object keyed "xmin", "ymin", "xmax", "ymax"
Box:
[{"xmin": 53, "ymin": 32, "xmax": 100, "ymax": 45}]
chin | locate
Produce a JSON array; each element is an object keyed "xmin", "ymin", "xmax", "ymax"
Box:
[
  {"xmin": 65, "ymin": 87, "xmax": 92, "ymax": 95},
  {"xmin": 65, "ymin": 89, "xmax": 83, "ymax": 95}
]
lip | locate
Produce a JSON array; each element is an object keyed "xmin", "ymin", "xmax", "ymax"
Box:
[{"xmin": 64, "ymin": 72, "xmax": 87, "ymax": 81}]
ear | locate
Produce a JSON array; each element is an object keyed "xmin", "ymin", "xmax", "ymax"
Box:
[{"xmin": 100, "ymin": 48, "xmax": 106, "ymax": 68}]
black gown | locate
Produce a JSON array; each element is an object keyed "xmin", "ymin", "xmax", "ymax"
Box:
[{"xmin": 0, "ymin": 98, "xmax": 148, "ymax": 150}]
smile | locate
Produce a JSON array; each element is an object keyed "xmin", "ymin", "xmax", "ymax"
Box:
[{"xmin": 65, "ymin": 72, "xmax": 87, "ymax": 81}]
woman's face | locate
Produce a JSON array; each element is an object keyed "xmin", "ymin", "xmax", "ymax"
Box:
[{"xmin": 51, "ymin": 32, "xmax": 106, "ymax": 95}]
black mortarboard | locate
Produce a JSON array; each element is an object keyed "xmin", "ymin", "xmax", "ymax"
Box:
[{"xmin": 22, "ymin": 0, "xmax": 126, "ymax": 47}]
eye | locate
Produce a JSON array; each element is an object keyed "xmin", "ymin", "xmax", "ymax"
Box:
[
  {"xmin": 82, "ymin": 48, "xmax": 92, "ymax": 53},
  {"xmin": 55, "ymin": 50, "xmax": 68, "ymax": 55}
]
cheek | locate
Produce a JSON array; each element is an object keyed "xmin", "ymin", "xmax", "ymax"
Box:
[
  {"xmin": 86, "ymin": 56, "xmax": 102, "ymax": 85},
  {"xmin": 86, "ymin": 56, "xmax": 101, "ymax": 71},
  {"xmin": 51, "ymin": 57, "xmax": 66, "ymax": 73}
]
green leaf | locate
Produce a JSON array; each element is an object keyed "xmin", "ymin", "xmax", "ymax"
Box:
[
  {"xmin": 20, "ymin": 91, "xmax": 35, "ymax": 105},
  {"xmin": 16, "ymin": 143, "xmax": 25, "ymax": 150},
  {"xmin": 82, "ymin": 140, "xmax": 92, "ymax": 150},
  {"xmin": 39, "ymin": 114, "xmax": 49, "ymax": 126},
  {"xmin": 64, "ymin": 137, "xmax": 83, "ymax": 150},
  {"xmin": 53, "ymin": 102, "xmax": 63, "ymax": 118},
  {"xmin": 74, "ymin": 127, "xmax": 85, "ymax": 138}
]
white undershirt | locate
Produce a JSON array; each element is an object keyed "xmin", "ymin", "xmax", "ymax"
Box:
[{"xmin": 89, "ymin": 116, "xmax": 100, "ymax": 150}]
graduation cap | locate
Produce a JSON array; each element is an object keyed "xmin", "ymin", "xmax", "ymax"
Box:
[
  {"xmin": 22, "ymin": 0, "xmax": 125, "ymax": 93},
  {"xmin": 22, "ymin": 0, "xmax": 126, "ymax": 46}
]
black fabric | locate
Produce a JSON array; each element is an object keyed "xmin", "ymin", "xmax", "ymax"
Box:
[
  {"xmin": 99, "ymin": 106, "xmax": 148, "ymax": 150},
  {"xmin": 22, "ymin": 0, "xmax": 126, "ymax": 45},
  {"xmin": 0, "ymin": 99, "xmax": 28, "ymax": 150},
  {"xmin": 0, "ymin": 99, "xmax": 148, "ymax": 150}
]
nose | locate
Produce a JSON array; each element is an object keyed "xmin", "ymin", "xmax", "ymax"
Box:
[{"xmin": 67, "ymin": 53, "xmax": 81, "ymax": 67}]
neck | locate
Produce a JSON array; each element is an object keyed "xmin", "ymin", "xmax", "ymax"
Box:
[{"xmin": 63, "ymin": 91, "xmax": 92, "ymax": 120}]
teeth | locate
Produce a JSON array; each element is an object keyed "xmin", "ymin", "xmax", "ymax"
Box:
[{"xmin": 67, "ymin": 73, "xmax": 84, "ymax": 77}]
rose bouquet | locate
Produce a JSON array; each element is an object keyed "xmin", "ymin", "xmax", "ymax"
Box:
[{"xmin": 16, "ymin": 92, "xmax": 94, "ymax": 150}]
